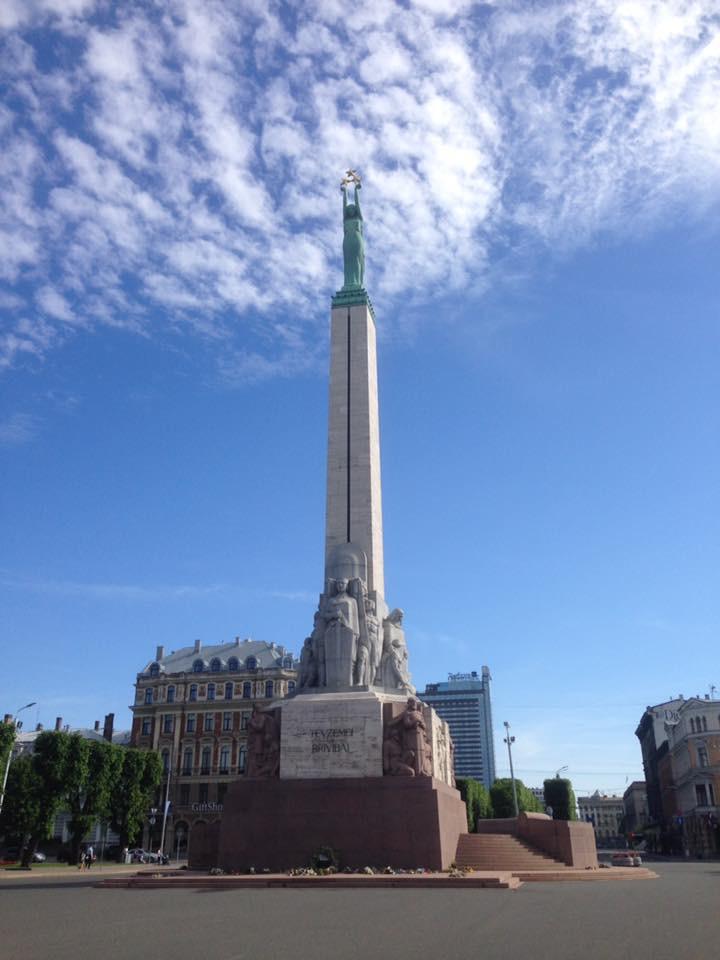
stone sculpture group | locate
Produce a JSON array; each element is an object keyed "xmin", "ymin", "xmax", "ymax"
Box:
[{"xmin": 298, "ymin": 576, "xmax": 414, "ymax": 694}]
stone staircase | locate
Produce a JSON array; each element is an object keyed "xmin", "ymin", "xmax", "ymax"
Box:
[{"xmin": 455, "ymin": 834, "xmax": 567, "ymax": 872}]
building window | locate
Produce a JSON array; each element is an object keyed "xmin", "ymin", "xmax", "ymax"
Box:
[
  {"xmin": 207, "ymin": 683, "xmax": 216, "ymax": 701},
  {"xmin": 222, "ymin": 712, "xmax": 232, "ymax": 732},
  {"xmin": 189, "ymin": 684, "xmax": 198, "ymax": 702},
  {"xmin": 141, "ymin": 718, "xmax": 151, "ymax": 736},
  {"xmin": 219, "ymin": 746, "xmax": 230, "ymax": 773},
  {"xmin": 242, "ymin": 681, "xmax": 252, "ymax": 699},
  {"xmin": 204, "ymin": 713, "xmax": 214, "ymax": 732},
  {"xmin": 246, "ymin": 656, "xmax": 257, "ymax": 672},
  {"xmin": 698, "ymin": 745, "xmax": 709, "ymax": 767},
  {"xmin": 702, "ymin": 716, "xmax": 708, "ymax": 731},
  {"xmin": 163, "ymin": 715, "xmax": 173, "ymax": 734},
  {"xmin": 193, "ymin": 659, "xmax": 204, "ymax": 673},
  {"xmin": 167, "ymin": 686, "xmax": 175, "ymax": 704},
  {"xmin": 225, "ymin": 682, "xmax": 233, "ymax": 700},
  {"xmin": 201, "ymin": 746, "xmax": 211, "ymax": 775},
  {"xmin": 161, "ymin": 750, "xmax": 170, "ymax": 774},
  {"xmin": 198, "ymin": 783, "xmax": 208, "ymax": 803},
  {"xmin": 265, "ymin": 680, "xmax": 274, "ymax": 699},
  {"xmin": 144, "ymin": 688, "xmax": 153, "ymax": 704},
  {"xmin": 228, "ymin": 657, "xmax": 239, "ymax": 672},
  {"xmin": 182, "ymin": 748, "xmax": 193, "ymax": 775},
  {"xmin": 690, "ymin": 718, "xmax": 696, "ymax": 733},
  {"xmin": 288, "ymin": 681, "xmax": 296, "ymax": 696},
  {"xmin": 241, "ymin": 712, "xmax": 250, "ymax": 731},
  {"xmin": 218, "ymin": 783, "xmax": 228, "ymax": 805},
  {"xmin": 238, "ymin": 746, "xmax": 247, "ymax": 774},
  {"xmin": 210, "ymin": 657, "xmax": 222, "ymax": 672},
  {"xmin": 186, "ymin": 714, "xmax": 196, "ymax": 733},
  {"xmin": 179, "ymin": 784, "xmax": 190, "ymax": 806},
  {"xmin": 149, "ymin": 662, "xmax": 159, "ymax": 677}
]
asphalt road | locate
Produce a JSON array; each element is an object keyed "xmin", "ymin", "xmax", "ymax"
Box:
[{"xmin": 1, "ymin": 861, "xmax": 718, "ymax": 960}]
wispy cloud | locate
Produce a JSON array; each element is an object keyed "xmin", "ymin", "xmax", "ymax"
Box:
[
  {"xmin": 0, "ymin": 573, "xmax": 315, "ymax": 603},
  {"xmin": 0, "ymin": 411, "xmax": 41, "ymax": 445},
  {"xmin": 1, "ymin": 1, "xmax": 719, "ymax": 374}
]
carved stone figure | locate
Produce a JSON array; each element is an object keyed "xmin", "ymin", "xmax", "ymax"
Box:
[
  {"xmin": 364, "ymin": 596, "xmax": 382, "ymax": 686},
  {"xmin": 382, "ymin": 724, "xmax": 415, "ymax": 776},
  {"xmin": 323, "ymin": 578, "xmax": 360, "ymax": 687},
  {"xmin": 246, "ymin": 706, "xmax": 280, "ymax": 778},
  {"xmin": 380, "ymin": 608, "xmax": 414, "ymax": 693},
  {"xmin": 384, "ymin": 697, "xmax": 432, "ymax": 777},
  {"xmin": 341, "ymin": 179, "xmax": 364, "ymax": 289},
  {"xmin": 298, "ymin": 636, "xmax": 317, "ymax": 688}
]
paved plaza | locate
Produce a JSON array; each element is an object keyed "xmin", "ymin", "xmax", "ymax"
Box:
[{"xmin": 0, "ymin": 861, "xmax": 718, "ymax": 960}]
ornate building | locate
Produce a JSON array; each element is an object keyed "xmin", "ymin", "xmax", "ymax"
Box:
[
  {"xmin": 636, "ymin": 695, "xmax": 720, "ymax": 856},
  {"xmin": 130, "ymin": 637, "xmax": 297, "ymax": 855}
]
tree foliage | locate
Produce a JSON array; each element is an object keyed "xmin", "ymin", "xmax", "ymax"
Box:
[
  {"xmin": 0, "ymin": 721, "xmax": 16, "ymax": 785},
  {"xmin": 65, "ymin": 736, "xmax": 125, "ymax": 864},
  {"xmin": 108, "ymin": 749, "xmax": 162, "ymax": 852},
  {"xmin": 490, "ymin": 778, "xmax": 544, "ymax": 818},
  {"xmin": 19, "ymin": 731, "xmax": 72, "ymax": 866},
  {"xmin": 1, "ymin": 731, "xmax": 162, "ymax": 867},
  {"xmin": 543, "ymin": 777, "xmax": 578, "ymax": 820},
  {"xmin": 456, "ymin": 778, "xmax": 492, "ymax": 831}
]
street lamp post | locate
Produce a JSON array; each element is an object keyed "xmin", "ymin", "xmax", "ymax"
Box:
[
  {"xmin": 503, "ymin": 720, "xmax": 519, "ymax": 818},
  {"xmin": 0, "ymin": 702, "xmax": 37, "ymax": 817}
]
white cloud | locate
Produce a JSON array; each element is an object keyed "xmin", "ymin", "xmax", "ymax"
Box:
[
  {"xmin": 1, "ymin": 0, "xmax": 719, "ymax": 372},
  {"xmin": 0, "ymin": 411, "xmax": 41, "ymax": 445}
]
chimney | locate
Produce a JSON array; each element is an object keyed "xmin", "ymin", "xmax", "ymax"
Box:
[
  {"xmin": 194, "ymin": 639, "xmax": 202, "ymax": 653},
  {"xmin": 3, "ymin": 714, "xmax": 12, "ymax": 724},
  {"xmin": 35, "ymin": 723, "xmax": 43, "ymax": 731},
  {"xmin": 235, "ymin": 636, "xmax": 241, "ymax": 646},
  {"xmin": 94, "ymin": 720, "xmax": 100, "ymax": 731},
  {"xmin": 55, "ymin": 717, "xmax": 62, "ymax": 731},
  {"xmin": 103, "ymin": 713, "xmax": 114, "ymax": 742},
  {"xmin": 156, "ymin": 645, "xmax": 164, "ymax": 661}
]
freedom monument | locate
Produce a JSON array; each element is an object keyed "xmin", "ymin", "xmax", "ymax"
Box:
[{"xmin": 190, "ymin": 173, "xmax": 467, "ymax": 871}]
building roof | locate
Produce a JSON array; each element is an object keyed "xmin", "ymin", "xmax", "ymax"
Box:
[
  {"xmin": 13, "ymin": 726, "xmax": 130, "ymax": 754},
  {"xmin": 139, "ymin": 637, "xmax": 296, "ymax": 677}
]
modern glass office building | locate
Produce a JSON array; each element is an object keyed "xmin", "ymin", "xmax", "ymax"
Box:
[{"xmin": 422, "ymin": 667, "xmax": 496, "ymax": 789}]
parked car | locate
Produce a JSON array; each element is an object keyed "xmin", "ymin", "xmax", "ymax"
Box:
[
  {"xmin": 611, "ymin": 852, "xmax": 635, "ymax": 867},
  {"xmin": 128, "ymin": 848, "xmax": 148, "ymax": 863}
]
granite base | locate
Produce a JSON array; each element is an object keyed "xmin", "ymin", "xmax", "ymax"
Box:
[{"xmin": 189, "ymin": 776, "xmax": 467, "ymax": 872}]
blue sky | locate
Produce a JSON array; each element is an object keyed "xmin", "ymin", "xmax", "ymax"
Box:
[{"xmin": 1, "ymin": 0, "xmax": 719, "ymax": 797}]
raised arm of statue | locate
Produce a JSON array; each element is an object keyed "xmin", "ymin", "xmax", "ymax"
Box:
[{"xmin": 352, "ymin": 183, "xmax": 362, "ymax": 219}]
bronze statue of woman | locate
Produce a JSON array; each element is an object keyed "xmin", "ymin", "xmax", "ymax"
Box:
[{"xmin": 341, "ymin": 181, "xmax": 364, "ymax": 289}]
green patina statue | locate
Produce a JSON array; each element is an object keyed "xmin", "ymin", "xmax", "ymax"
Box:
[{"xmin": 341, "ymin": 172, "xmax": 364, "ymax": 290}]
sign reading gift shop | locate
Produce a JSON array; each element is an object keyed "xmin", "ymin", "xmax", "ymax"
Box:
[{"xmin": 191, "ymin": 802, "xmax": 224, "ymax": 814}]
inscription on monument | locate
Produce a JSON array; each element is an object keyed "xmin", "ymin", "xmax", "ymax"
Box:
[{"xmin": 280, "ymin": 695, "xmax": 385, "ymax": 779}]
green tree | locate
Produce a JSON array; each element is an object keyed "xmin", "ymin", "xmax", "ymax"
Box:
[
  {"xmin": 543, "ymin": 778, "xmax": 578, "ymax": 820},
  {"xmin": 0, "ymin": 720, "xmax": 17, "ymax": 816},
  {"xmin": 108, "ymin": 749, "xmax": 162, "ymax": 854},
  {"xmin": 490, "ymin": 778, "xmax": 543, "ymax": 818},
  {"xmin": 17, "ymin": 731, "xmax": 71, "ymax": 867},
  {"xmin": 456, "ymin": 778, "xmax": 492, "ymax": 831},
  {"xmin": 0, "ymin": 755, "xmax": 42, "ymax": 850},
  {"xmin": 65, "ymin": 736, "xmax": 124, "ymax": 864}
]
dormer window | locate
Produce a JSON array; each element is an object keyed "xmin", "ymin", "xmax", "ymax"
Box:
[
  {"xmin": 246, "ymin": 656, "xmax": 257, "ymax": 672},
  {"xmin": 228, "ymin": 657, "xmax": 239, "ymax": 672},
  {"xmin": 283, "ymin": 656, "xmax": 293, "ymax": 669},
  {"xmin": 210, "ymin": 657, "xmax": 222, "ymax": 672},
  {"xmin": 193, "ymin": 659, "xmax": 204, "ymax": 673},
  {"xmin": 149, "ymin": 662, "xmax": 160, "ymax": 677}
]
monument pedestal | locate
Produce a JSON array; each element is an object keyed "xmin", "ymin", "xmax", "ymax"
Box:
[{"xmin": 194, "ymin": 775, "xmax": 466, "ymax": 872}]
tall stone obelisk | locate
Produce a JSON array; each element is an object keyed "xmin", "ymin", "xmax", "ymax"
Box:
[
  {"xmin": 297, "ymin": 171, "xmax": 413, "ymax": 694},
  {"xmin": 196, "ymin": 175, "xmax": 467, "ymax": 873}
]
